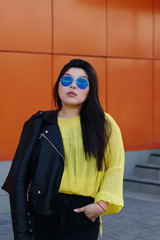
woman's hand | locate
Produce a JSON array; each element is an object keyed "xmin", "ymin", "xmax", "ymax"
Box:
[{"xmin": 74, "ymin": 201, "xmax": 109, "ymax": 222}]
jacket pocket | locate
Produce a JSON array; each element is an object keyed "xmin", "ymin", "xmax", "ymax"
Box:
[
  {"xmin": 28, "ymin": 185, "xmax": 46, "ymax": 213},
  {"xmin": 32, "ymin": 185, "xmax": 45, "ymax": 196}
]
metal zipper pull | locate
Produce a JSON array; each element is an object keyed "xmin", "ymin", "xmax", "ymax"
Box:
[
  {"xmin": 39, "ymin": 133, "xmax": 64, "ymax": 160},
  {"xmin": 39, "ymin": 133, "xmax": 44, "ymax": 139}
]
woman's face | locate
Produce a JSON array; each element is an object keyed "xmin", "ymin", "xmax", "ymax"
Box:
[{"xmin": 58, "ymin": 67, "xmax": 90, "ymax": 109}]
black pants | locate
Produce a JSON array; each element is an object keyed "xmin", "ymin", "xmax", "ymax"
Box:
[{"xmin": 33, "ymin": 193, "xmax": 100, "ymax": 240}]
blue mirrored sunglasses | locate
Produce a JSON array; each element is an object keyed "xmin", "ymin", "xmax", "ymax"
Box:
[{"xmin": 60, "ymin": 75, "xmax": 89, "ymax": 90}]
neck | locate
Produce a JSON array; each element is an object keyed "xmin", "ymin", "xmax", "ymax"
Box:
[{"xmin": 58, "ymin": 105, "xmax": 81, "ymax": 119}]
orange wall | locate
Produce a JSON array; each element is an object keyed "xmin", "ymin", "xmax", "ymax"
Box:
[{"xmin": 0, "ymin": 0, "xmax": 160, "ymax": 161}]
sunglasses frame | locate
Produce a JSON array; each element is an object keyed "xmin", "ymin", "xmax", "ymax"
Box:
[{"xmin": 60, "ymin": 75, "xmax": 89, "ymax": 90}]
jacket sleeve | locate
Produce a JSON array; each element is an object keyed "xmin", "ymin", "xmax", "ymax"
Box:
[{"xmin": 2, "ymin": 115, "xmax": 42, "ymax": 240}]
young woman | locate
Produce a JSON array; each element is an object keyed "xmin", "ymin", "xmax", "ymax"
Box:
[{"xmin": 2, "ymin": 59, "xmax": 124, "ymax": 240}]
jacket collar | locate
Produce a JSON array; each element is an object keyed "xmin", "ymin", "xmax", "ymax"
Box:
[{"xmin": 42, "ymin": 110, "xmax": 58, "ymax": 124}]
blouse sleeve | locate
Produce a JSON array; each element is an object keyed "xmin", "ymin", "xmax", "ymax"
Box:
[{"xmin": 94, "ymin": 114, "xmax": 125, "ymax": 215}]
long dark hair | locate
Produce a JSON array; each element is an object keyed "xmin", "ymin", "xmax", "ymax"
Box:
[{"xmin": 54, "ymin": 59, "xmax": 111, "ymax": 171}]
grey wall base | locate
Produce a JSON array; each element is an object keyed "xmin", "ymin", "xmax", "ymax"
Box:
[
  {"xmin": 0, "ymin": 194, "xmax": 10, "ymax": 213},
  {"xmin": 0, "ymin": 161, "xmax": 11, "ymax": 213},
  {"xmin": 124, "ymin": 148, "xmax": 160, "ymax": 195},
  {"xmin": 124, "ymin": 148, "xmax": 160, "ymax": 178}
]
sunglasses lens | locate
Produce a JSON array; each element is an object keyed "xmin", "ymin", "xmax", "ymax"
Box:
[
  {"xmin": 61, "ymin": 76, "xmax": 73, "ymax": 87},
  {"xmin": 76, "ymin": 78, "xmax": 89, "ymax": 89}
]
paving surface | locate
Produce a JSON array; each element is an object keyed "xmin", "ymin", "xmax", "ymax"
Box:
[{"xmin": 0, "ymin": 192, "xmax": 160, "ymax": 240}]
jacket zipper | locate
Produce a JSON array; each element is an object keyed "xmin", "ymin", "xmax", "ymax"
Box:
[
  {"xmin": 26, "ymin": 180, "xmax": 32, "ymax": 202},
  {"xmin": 39, "ymin": 133, "xmax": 64, "ymax": 160}
]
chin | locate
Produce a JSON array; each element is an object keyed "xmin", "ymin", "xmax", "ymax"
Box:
[{"xmin": 63, "ymin": 101, "xmax": 83, "ymax": 107}]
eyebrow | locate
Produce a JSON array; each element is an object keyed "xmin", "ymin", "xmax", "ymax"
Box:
[{"xmin": 64, "ymin": 73, "xmax": 88, "ymax": 79}]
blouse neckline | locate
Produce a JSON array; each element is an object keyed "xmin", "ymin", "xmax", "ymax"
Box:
[{"xmin": 58, "ymin": 116, "xmax": 80, "ymax": 121}]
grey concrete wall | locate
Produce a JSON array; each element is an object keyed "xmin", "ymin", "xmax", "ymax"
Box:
[
  {"xmin": 124, "ymin": 148, "xmax": 160, "ymax": 178},
  {"xmin": 0, "ymin": 148, "xmax": 160, "ymax": 212},
  {"xmin": 0, "ymin": 161, "xmax": 11, "ymax": 213}
]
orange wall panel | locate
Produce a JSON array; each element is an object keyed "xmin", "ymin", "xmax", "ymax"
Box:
[
  {"xmin": 107, "ymin": 0, "xmax": 153, "ymax": 58},
  {"xmin": 0, "ymin": 0, "xmax": 160, "ymax": 160},
  {"xmin": 0, "ymin": 52, "xmax": 52, "ymax": 158},
  {"xmin": 53, "ymin": 0, "xmax": 107, "ymax": 56},
  {"xmin": 0, "ymin": 0, "xmax": 52, "ymax": 53},
  {"xmin": 154, "ymin": 0, "xmax": 160, "ymax": 59},
  {"xmin": 154, "ymin": 61, "xmax": 160, "ymax": 143},
  {"xmin": 107, "ymin": 58, "xmax": 153, "ymax": 147},
  {"xmin": 53, "ymin": 55, "xmax": 107, "ymax": 110}
]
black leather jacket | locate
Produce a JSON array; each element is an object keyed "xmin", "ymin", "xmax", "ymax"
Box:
[{"xmin": 1, "ymin": 110, "xmax": 64, "ymax": 240}]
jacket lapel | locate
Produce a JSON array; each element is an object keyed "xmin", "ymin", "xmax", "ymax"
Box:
[{"xmin": 41, "ymin": 110, "xmax": 64, "ymax": 159}]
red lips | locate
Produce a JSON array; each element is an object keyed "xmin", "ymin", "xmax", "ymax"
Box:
[{"xmin": 67, "ymin": 91, "xmax": 77, "ymax": 97}]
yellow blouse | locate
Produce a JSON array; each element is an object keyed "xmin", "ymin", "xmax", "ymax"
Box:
[{"xmin": 58, "ymin": 113, "xmax": 124, "ymax": 215}]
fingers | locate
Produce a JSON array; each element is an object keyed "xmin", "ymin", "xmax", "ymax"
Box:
[{"xmin": 74, "ymin": 207, "xmax": 85, "ymax": 213}]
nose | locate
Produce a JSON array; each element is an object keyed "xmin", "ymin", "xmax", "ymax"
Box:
[{"xmin": 70, "ymin": 78, "xmax": 77, "ymax": 89}]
